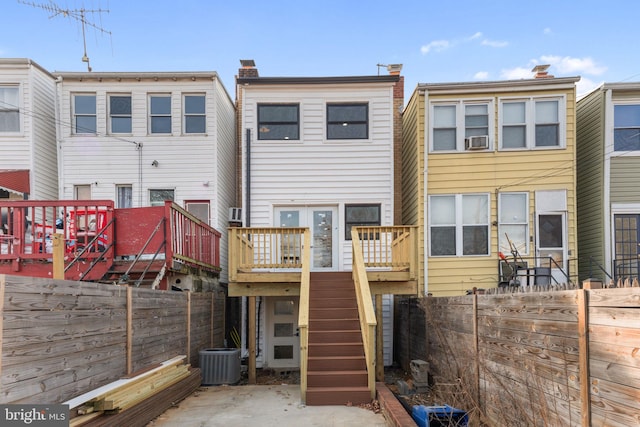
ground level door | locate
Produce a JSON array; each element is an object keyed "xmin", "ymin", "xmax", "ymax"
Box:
[
  {"xmin": 265, "ymin": 297, "xmax": 299, "ymax": 369},
  {"xmin": 613, "ymin": 214, "xmax": 640, "ymax": 280},
  {"xmin": 536, "ymin": 212, "xmax": 568, "ymax": 284},
  {"xmin": 275, "ymin": 206, "xmax": 338, "ymax": 270}
]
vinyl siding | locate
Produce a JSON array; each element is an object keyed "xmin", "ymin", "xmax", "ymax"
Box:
[
  {"xmin": 576, "ymin": 88, "xmax": 606, "ymax": 280},
  {"xmin": 241, "ymin": 83, "xmax": 395, "ymax": 270},
  {"xmin": 422, "ymin": 85, "xmax": 578, "ymax": 296},
  {"xmin": 610, "ymin": 157, "xmax": 640, "ymax": 202}
]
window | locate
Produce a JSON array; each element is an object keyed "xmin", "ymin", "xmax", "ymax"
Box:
[
  {"xmin": 429, "ymin": 194, "xmax": 489, "ymax": 256},
  {"xmin": 498, "ymin": 192, "xmax": 529, "ymax": 255},
  {"xmin": 109, "ymin": 95, "xmax": 132, "ymax": 133},
  {"xmin": 614, "ymin": 214, "xmax": 640, "ymax": 278},
  {"xmin": 185, "ymin": 200, "xmax": 210, "ymax": 224},
  {"xmin": 184, "ymin": 95, "xmax": 206, "ymax": 133},
  {"xmin": 149, "ymin": 189, "xmax": 174, "ymax": 207},
  {"xmin": 614, "ymin": 104, "xmax": 640, "ymax": 151},
  {"xmin": 500, "ymin": 97, "xmax": 563, "ymax": 149},
  {"xmin": 74, "ymin": 184, "xmax": 91, "ymax": 200},
  {"xmin": 258, "ymin": 104, "xmax": 299, "ymax": 140},
  {"xmin": 150, "ymin": 95, "xmax": 171, "ymax": 134},
  {"xmin": 431, "ymin": 101, "xmax": 492, "ymax": 151},
  {"xmin": 345, "ymin": 204, "xmax": 381, "ymax": 240},
  {"xmin": 116, "ymin": 185, "xmax": 133, "ymax": 208},
  {"xmin": 327, "ymin": 103, "xmax": 368, "ymax": 139},
  {"xmin": 0, "ymin": 87, "xmax": 19, "ymax": 132},
  {"xmin": 74, "ymin": 94, "xmax": 96, "ymax": 134}
]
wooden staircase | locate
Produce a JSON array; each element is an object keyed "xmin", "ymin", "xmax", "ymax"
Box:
[
  {"xmin": 100, "ymin": 259, "xmax": 166, "ymax": 288},
  {"xmin": 305, "ymin": 272, "xmax": 372, "ymax": 406}
]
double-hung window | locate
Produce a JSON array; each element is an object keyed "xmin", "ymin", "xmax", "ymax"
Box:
[
  {"xmin": 429, "ymin": 194, "xmax": 489, "ymax": 256},
  {"xmin": 109, "ymin": 95, "xmax": 132, "ymax": 134},
  {"xmin": 0, "ymin": 86, "xmax": 20, "ymax": 132},
  {"xmin": 614, "ymin": 104, "xmax": 640, "ymax": 151},
  {"xmin": 150, "ymin": 95, "xmax": 172, "ymax": 134},
  {"xmin": 432, "ymin": 101, "xmax": 491, "ymax": 151},
  {"xmin": 498, "ymin": 192, "xmax": 529, "ymax": 255},
  {"xmin": 257, "ymin": 104, "xmax": 299, "ymax": 140},
  {"xmin": 184, "ymin": 94, "xmax": 206, "ymax": 134},
  {"xmin": 74, "ymin": 94, "xmax": 97, "ymax": 134},
  {"xmin": 149, "ymin": 189, "xmax": 174, "ymax": 207},
  {"xmin": 500, "ymin": 97, "xmax": 563, "ymax": 149},
  {"xmin": 345, "ymin": 204, "xmax": 381, "ymax": 240},
  {"xmin": 116, "ymin": 185, "xmax": 133, "ymax": 208},
  {"xmin": 327, "ymin": 103, "xmax": 368, "ymax": 139}
]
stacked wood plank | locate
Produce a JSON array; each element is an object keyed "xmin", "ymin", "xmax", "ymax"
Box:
[{"xmin": 68, "ymin": 356, "xmax": 200, "ymax": 427}]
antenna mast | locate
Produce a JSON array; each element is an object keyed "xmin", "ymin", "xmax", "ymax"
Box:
[{"xmin": 19, "ymin": 0, "xmax": 112, "ymax": 72}]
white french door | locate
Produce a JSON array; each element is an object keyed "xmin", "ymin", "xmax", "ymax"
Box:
[{"xmin": 275, "ymin": 206, "xmax": 338, "ymax": 271}]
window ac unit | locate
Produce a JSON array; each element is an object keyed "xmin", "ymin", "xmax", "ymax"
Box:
[
  {"xmin": 228, "ymin": 207, "xmax": 242, "ymax": 223},
  {"xmin": 465, "ymin": 135, "xmax": 489, "ymax": 150}
]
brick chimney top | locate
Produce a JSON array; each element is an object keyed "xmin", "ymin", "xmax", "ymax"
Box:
[
  {"xmin": 238, "ymin": 59, "xmax": 258, "ymax": 78},
  {"xmin": 532, "ymin": 64, "xmax": 553, "ymax": 79},
  {"xmin": 387, "ymin": 64, "xmax": 403, "ymax": 75}
]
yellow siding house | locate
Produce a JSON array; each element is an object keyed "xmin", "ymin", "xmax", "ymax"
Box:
[{"xmin": 402, "ymin": 66, "xmax": 580, "ymax": 296}]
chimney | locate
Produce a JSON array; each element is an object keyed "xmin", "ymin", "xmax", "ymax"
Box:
[
  {"xmin": 532, "ymin": 64, "xmax": 553, "ymax": 79},
  {"xmin": 239, "ymin": 59, "xmax": 258, "ymax": 78},
  {"xmin": 387, "ymin": 64, "xmax": 403, "ymax": 76}
]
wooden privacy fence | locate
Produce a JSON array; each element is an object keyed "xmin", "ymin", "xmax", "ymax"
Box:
[
  {"xmin": 0, "ymin": 274, "xmax": 225, "ymax": 404},
  {"xmin": 411, "ymin": 288, "xmax": 640, "ymax": 427}
]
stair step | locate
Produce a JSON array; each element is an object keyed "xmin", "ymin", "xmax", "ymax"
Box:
[
  {"xmin": 308, "ymin": 356, "xmax": 367, "ymax": 371},
  {"xmin": 308, "ymin": 342, "xmax": 364, "ymax": 357},
  {"xmin": 309, "ymin": 307, "xmax": 359, "ymax": 320},
  {"xmin": 305, "ymin": 386, "xmax": 372, "ymax": 406},
  {"xmin": 308, "ymin": 330, "xmax": 363, "ymax": 344},
  {"xmin": 309, "ymin": 318, "xmax": 360, "ymax": 331},
  {"xmin": 309, "ymin": 298, "xmax": 358, "ymax": 310},
  {"xmin": 309, "ymin": 288, "xmax": 356, "ymax": 299},
  {"xmin": 307, "ymin": 370, "xmax": 368, "ymax": 387}
]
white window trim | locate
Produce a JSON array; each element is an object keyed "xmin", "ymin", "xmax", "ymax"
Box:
[
  {"xmin": 183, "ymin": 93, "xmax": 207, "ymax": 135},
  {"xmin": 429, "ymin": 99, "xmax": 494, "ymax": 152},
  {"xmin": 498, "ymin": 95, "xmax": 566, "ymax": 150},
  {"xmin": 498, "ymin": 192, "xmax": 530, "ymax": 256},
  {"xmin": 428, "ymin": 193, "xmax": 491, "ymax": 257},
  {"xmin": 0, "ymin": 85, "xmax": 22, "ymax": 134},
  {"xmin": 72, "ymin": 93, "xmax": 97, "ymax": 135},
  {"xmin": 148, "ymin": 94, "xmax": 173, "ymax": 135},
  {"xmin": 108, "ymin": 94, "xmax": 132, "ymax": 135},
  {"xmin": 611, "ymin": 101, "xmax": 640, "ymax": 154}
]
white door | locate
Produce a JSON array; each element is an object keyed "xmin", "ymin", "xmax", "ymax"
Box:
[
  {"xmin": 276, "ymin": 206, "xmax": 338, "ymax": 270},
  {"xmin": 266, "ymin": 297, "xmax": 299, "ymax": 369},
  {"xmin": 536, "ymin": 212, "xmax": 568, "ymax": 285}
]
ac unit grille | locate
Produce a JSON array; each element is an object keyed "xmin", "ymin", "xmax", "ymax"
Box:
[
  {"xmin": 199, "ymin": 348, "xmax": 241, "ymax": 385},
  {"xmin": 465, "ymin": 135, "xmax": 489, "ymax": 150}
]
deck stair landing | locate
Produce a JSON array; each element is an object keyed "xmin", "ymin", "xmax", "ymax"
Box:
[{"xmin": 305, "ymin": 272, "xmax": 371, "ymax": 406}]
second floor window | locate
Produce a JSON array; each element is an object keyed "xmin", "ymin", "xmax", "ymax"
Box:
[
  {"xmin": 327, "ymin": 103, "xmax": 368, "ymax": 139},
  {"xmin": 432, "ymin": 101, "xmax": 491, "ymax": 151},
  {"xmin": 184, "ymin": 95, "xmax": 206, "ymax": 133},
  {"xmin": 74, "ymin": 94, "xmax": 96, "ymax": 134},
  {"xmin": 258, "ymin": 104, "xmax": 299, "ymax": 140},
  {"xmin": 0, "ymin": 87, "xmax": 20, "ymax": 132},
  {"xmin": 501, "ymin": 97, "xmax": 563, "ymax": 149},
  {"xmin": 110, "ymin": 95, "xmax": 132, "ymax": 134},
  {"xmin": 150, "ymin": 95, "xmax": 171, "ymax": 134},
  {"xmin": 429, "ymin": 194, "xmax": 489, "ymax": 256},
  {"xmin": 614, "ymin": 104, "xmax": 640, "ymax": 151}
]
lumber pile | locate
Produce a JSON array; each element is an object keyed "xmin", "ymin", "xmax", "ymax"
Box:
[{"xmin": 67, "ymin": 356, "xmax": 201, "ymax": 427}]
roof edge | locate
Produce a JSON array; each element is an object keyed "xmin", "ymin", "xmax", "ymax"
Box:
[{"xmin": 236, "ymin": 75, "xmax": 400, "ymax": 85}]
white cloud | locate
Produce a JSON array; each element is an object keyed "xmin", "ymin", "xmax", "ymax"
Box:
[
  {"xmin": 481, "ymin": 39, "xmax": 508, "ymax": 48},
  {"xmin": 420, "ymin": 40, "xmax": 450, "ymax": 54},
  {"xmin": 474, "ymin": 71, "xmax": 489, "ymax": 80},
  {"xmin": 500, "ymin": 67, "xmax": 533, "ymax": 80},
  {"xmin": 576, "ymin": 76, "xmax": 603, "ymax": 98},
  {"xmin": 468, "ymin": 32, "xmax": 483, "ymax": 41},
  {"xmin": 540, "ymin": 55, "xmax": 607, "ymax": 76},
  {"xmin": 543, "ymin": 28, "xmax": 552, "ymax": 35}
]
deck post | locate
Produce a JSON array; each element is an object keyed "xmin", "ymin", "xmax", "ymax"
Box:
[
  {"xmin": 375, "ymin": 294, "xmax": 384, "ymax": 381},
  {"xmin": 52, "ymin": 233, "xmax": 65, "ymax": 280},
  {"xmin": 248, "ymin": 296, "xmax": 257, "ymax": 384}
]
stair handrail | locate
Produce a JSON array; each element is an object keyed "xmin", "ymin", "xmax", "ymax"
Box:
[
  {"xmin": 121, "ymin": 217, "xmax": 166, "ymax": 284},
  {"xmin": 298, "ymin": 229, "xmax": 311, "ymax": 403},
  {"xmin": 65, "ymin": 217, "xmax": 116, "ymax": 274},
  {"xmin": 76, "ymin": 242, "xmax": 115, "ymax": 281},
  {"xmin": 134, "ymin": 239, "xmax": 167, "ymax": 287},
  {"xmin": 351, "ymin": 228, "xmax": 377, "ymax": 401}
]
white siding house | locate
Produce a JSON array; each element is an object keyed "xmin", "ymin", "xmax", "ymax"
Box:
[
  {"xmin": 236, "ymin": 62, "xmax": 403, "ymax": 368},
  {"xmin": 54, "ymin": 71, "xmax": 236, "ymax": 282},
  {"xmin": 0, "ymin": 58, "xmax": 57, "ymax": 200}
]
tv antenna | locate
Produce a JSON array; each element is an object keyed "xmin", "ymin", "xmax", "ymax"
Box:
[{"xmin": 19, "ymin": 0, "xmax": 112, "ymax": 72}]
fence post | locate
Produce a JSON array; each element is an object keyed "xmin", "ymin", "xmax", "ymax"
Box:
[
  {"xmin": 577, "ymin": 289, "xmax": 591, "ymax": 426},
  {"xmin": 376, "ymin": 294, "xmax": 384, "ymax": 381},
  {"xmin": 473, "ymin": 292, "xmax": 480, "ymax": 408},
  {"xmin": 210, "ymin": 292, "xmax": 215, "ymax": 347},
  {"xmin": 187, "ymin": 291, "xmax": 192, "ymax": 364}
]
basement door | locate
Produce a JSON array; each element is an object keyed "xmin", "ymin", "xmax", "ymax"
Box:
[
  {"xmin": 275, "ymin": 206, "xmax": 338, "ymax": 271},
  {"xmin": 265, "ymin": 297, "xmax": 300, "ymax": 369}
]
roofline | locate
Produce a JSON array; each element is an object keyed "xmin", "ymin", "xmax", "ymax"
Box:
[
  {"xmin": 417, "ymin": 76, "xmax": 581, "ymax": 94},
  {"xmin": 236, "ymin": 75, "xmax": 400, "ymax": 85},
  {"xmin": 0, "ymin": 58, "xmax": 55, "ymax": 79},
  {"xmin": 52, "ymin": 71, "xmax": 220, "ymax": 80},
  {"xmin": 600, "ymin": 82, "xmax": 640, "ymax": 91}
]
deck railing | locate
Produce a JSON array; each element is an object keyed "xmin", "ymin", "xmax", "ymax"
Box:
[
  {"xmin": 355, "ymin": 225, "xmax": 417, "ymax": 276},
  {"xmin": 351, "ymin": 228, "xmax": 377, "ymax": 400},
  {"xmin": 297, "ymin": 231, "xmax": 312, "ymax": 403}
]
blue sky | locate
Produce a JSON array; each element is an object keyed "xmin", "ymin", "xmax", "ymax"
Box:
[{"xmin": 2, "ymin": 0, "xmax": 639, "ymax": 99}]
